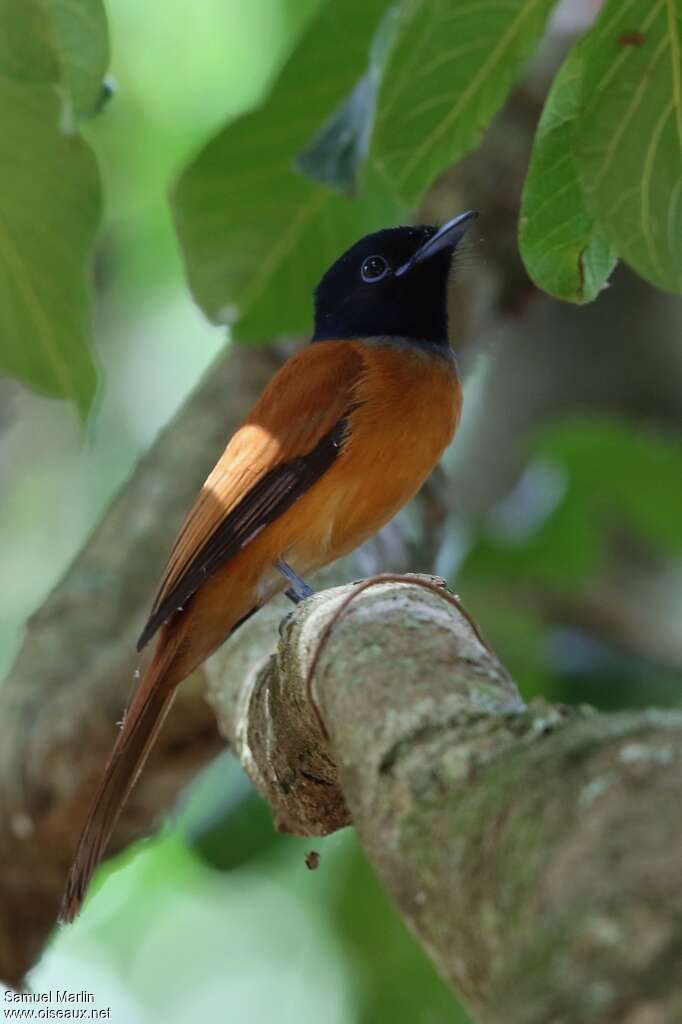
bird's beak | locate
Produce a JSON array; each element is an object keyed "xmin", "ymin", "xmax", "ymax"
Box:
[{"xmin": 395, "ymin": 210, "xmax": 479, "ymax": 277}]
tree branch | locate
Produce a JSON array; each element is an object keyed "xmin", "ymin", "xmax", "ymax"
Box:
[{"xmin": 207, "ymin": 576, "xmax": 682, "ymax": 1024}]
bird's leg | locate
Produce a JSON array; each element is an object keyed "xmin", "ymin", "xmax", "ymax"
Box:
[{"xmin": 277, "ymin": 560, "xmax": 315, "ymax": 605}]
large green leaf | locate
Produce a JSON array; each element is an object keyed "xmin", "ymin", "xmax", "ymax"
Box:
[
  {"xmin": 519, "ymin": 44, "xmax": 617, "ymax": 302},
  {"xmin": 0, "ymin": 79, "xmax": 101, "ymax": 413},
  {"xmin": 577, "ymin": 0, "xmax": 682, "ymax": 294},
  {"xmin": 0, "ymin": 0, "xmax": 107, "ymax": 414},
  {"xmin": 369, "ymin": 0, "xmax": 561, "ymax": 206},
  {"xmin": 173, "ymin": 0, "xmax": 405, "ymax": 340}
]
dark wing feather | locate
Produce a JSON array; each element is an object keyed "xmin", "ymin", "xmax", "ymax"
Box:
[{"xmin": 136, "ymin": 415, "xmax": 351, "ymax": 650}]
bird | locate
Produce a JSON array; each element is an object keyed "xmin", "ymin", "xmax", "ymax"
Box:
[{"xmin": 60, "ymin": 209, "xmax": 478, "ymax": 922}]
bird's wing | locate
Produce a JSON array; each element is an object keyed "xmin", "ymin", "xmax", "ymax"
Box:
[{"xmin": 137, "ymin": 341, "xmax": 365, "ymax": 650}]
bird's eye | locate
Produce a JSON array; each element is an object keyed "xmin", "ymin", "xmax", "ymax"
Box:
[{"xmin": 361, "ymin": 255, "xmax": 390, "ymax": 283}]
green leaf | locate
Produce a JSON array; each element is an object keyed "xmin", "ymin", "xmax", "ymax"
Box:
[
  {"xmin": 369, "ymin": 0, "xmax": 561, "ymax": 206},
  {"xmin": 0, "ymin": 0, "xmax": 107, "ymax": 414},
  {"xmin": 0, "ymin": 0, "xmax": 107, "ymax": 413},
  {"xmin": 46, "ymin": 0, "xmax": 110, "ymax": 119},
  {"xmin": 0, "ymin": 0, "xmax": 110, "ymax": 118},
  {"xmin": 577, "ymin": 0, "xmax": 682, "ymax": 294},
  {"xmin": 519, "ymin": 44, "xmax": 618, "ymax": 302},
  {"xmin": 0, "ymin": 77, "xmax": 101, "ymax": 414},
  {"xmin": 173, "ymin": 0, "xmax": 405, "ymax": 339},
  {"xmin": 0, "ymin": 0, "xmax": 58, "ymax": 82}
]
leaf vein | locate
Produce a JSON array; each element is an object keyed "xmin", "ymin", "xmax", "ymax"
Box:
[{"xmin": 396, "ymin": 0, "xmax": 547, "ymax": 187}]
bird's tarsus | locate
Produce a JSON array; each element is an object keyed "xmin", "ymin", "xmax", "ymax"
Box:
[{"xmin": 278, "ymin": 560, "xmax": 314, "ymax": 604}]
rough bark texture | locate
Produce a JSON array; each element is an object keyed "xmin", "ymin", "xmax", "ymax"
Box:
[{"xmin": 206, "ymin": 577, "xmax": 682, "ymax": 1024}]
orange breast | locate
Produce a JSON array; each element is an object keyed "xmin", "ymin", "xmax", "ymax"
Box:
[{"xmin": 281, "ymin": 338, "xmax": 462, "ymax": 569}]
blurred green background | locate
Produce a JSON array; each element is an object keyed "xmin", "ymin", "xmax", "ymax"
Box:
[{"xmin": 2, "ymin": 0, "xmax": 682, "ymax": 1021}]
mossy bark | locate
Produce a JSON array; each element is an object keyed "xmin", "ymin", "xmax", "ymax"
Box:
[{"xmin": 207, "ymin": 578, "xmax": 682, "ymax": 1024}]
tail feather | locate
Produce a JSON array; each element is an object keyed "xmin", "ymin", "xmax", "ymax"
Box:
[{"xmin": 60, "ymin": 651, "xmax": 179, "ymax": 923}]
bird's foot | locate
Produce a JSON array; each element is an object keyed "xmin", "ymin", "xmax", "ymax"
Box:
[{"xmin": 277, "ymin": 560, "xmax": 315, "ymax": 605}]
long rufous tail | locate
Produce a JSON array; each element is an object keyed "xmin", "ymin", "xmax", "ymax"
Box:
[{"xmin": 60, "ymin": 641, "xmax": 181, "ymax": 923}]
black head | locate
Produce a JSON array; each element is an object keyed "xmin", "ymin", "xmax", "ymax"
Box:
[{"xmin": 313, "ymin": 211, "xmax": 478, "ymax": 346}]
